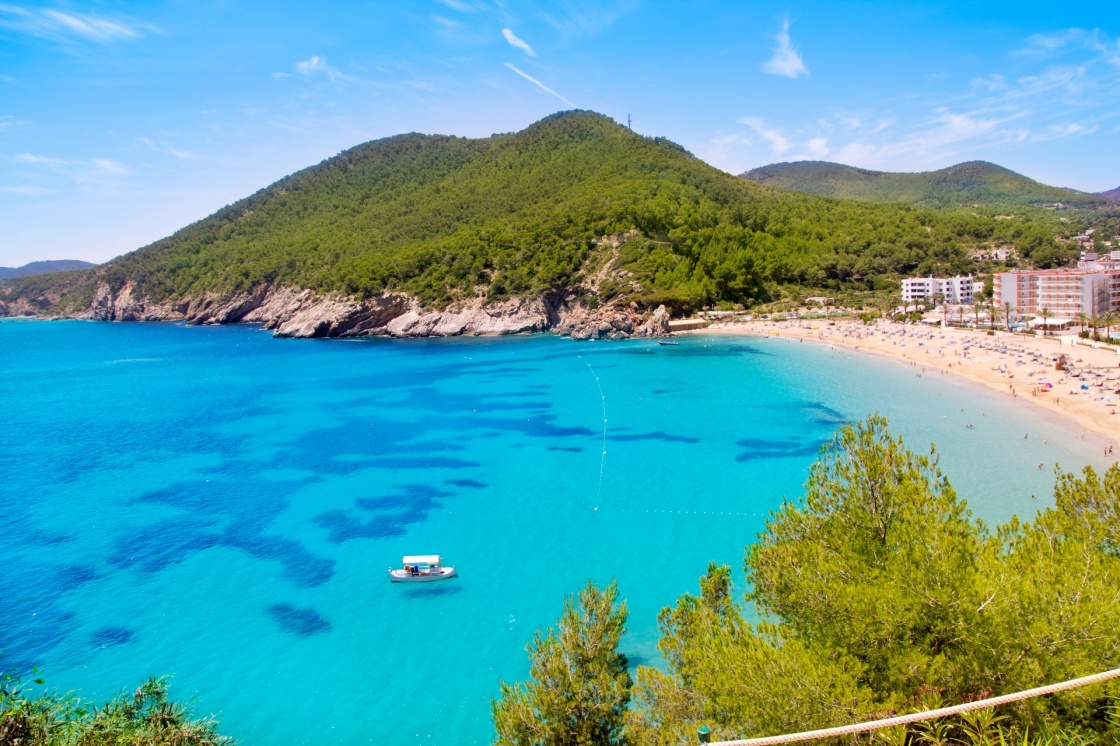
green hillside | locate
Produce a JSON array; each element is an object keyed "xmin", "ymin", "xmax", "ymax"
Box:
[
  {"xmin": 2, "ymin": 113, "xmax": 1074, "ymax": 313},
  {"xmin": 740, "ymin": 160, "xmax": 1109, "ymax": 209}
]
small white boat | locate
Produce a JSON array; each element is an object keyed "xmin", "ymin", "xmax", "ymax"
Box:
[{"xmin": 389, "ymin": 555, "xmax": 458, "ymax": 583}]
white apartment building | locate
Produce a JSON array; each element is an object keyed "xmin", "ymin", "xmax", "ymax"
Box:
[{"xmin": 901, "ymin": 274, "xmax": 980, "ymax": 305}]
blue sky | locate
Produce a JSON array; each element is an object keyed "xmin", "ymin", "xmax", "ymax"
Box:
[{"xmin": 1, "ymin": 1, "xmax": 1119, "ymax": 266}]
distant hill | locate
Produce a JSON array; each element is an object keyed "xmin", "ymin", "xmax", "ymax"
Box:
[
  {"xmin": 0, "ymin": 259, "xmax": 96, "ymax": 280},
  {"xmin": 740, "ymin": 160, "xmax": 1109, "ymax": 209},
  {"xmin": 1097, "ymin": 186, "xmax": 1120, "ymax": 203},
  {"xmin": 0, "ymin": 112, "xmax": 1072, "ymax": 336}
]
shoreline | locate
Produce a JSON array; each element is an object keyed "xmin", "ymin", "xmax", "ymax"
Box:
[{"xmin": 690, "ymin": 320, "xmax": 1120, "ymax": 449}]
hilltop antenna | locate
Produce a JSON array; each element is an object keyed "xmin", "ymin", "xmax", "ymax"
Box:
[{"xmin": 627, "ymin": 113, "xmax": 632, "ymax": 131}]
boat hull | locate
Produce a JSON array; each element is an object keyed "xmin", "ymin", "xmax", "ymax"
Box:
[{"xmin": 389, "ymin": 567, "xmax": 458, "ymax": 583}]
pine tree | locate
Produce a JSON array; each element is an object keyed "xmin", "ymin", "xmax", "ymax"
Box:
[{"xmin": 492, "ymin": 580, "xmax": 632, "ymax": 746}]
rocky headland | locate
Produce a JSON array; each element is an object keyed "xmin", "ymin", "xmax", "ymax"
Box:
[{"xmin": 1, "ymin": 280, "xmax": 672, "ymax": 340}]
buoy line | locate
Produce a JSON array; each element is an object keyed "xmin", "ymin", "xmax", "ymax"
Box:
[{"xmin": 578, "ymin": 354, "xmax": 608, "ymax": 509}]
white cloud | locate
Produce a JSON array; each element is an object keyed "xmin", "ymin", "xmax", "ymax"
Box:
[
  {"xmin": 0, "ymin": 4, "xmax": 152, "ymax": 43},
  {"xmin": 0, "ymin": 185, "xmax": 51, "ymax": 195},
  {"xmin": 830, "ymin": 109, "xmax": 1022, "ymax": 168},
  {"xmin": 1016, "ymin": 28, "xmax": 1085, "ymax": 55},
  {"xmin": 762, "ymin": 19, "xmax": 808, "ymax": 79},
  {"xmin": 804, "ymin": 137, "xmax": 829, "ymax": 158},
  {"xmin": 971, "ymin": 73, "xmax": 1008, "ymax": 92},
  {"xmin": 502, "ymin": 28, "xmax": 536, "ymax": 57},
  {"xmin": 293, "ymin": 55, "xmax": 348, "ymax": 83},
  {"xmin": 503, "ymin": 62, "xmax": 574, "ymax": 106},
  {"xmin": 92, "ymin": 158, "xmax": 130, "ymax": 175},
  {"xmin": 139, "ymin": 137, "xmax": 193, "ymax": 159},
  {"xmin": 870, "ymin": 118, "xmax": 895, "ymax": 134},
  {"xmin": 12, "ymin": 152, "xmax": 132, "ymax": 180},
  {"xmin": 16, "ymin": 152, "xmax": 64, "ymax": 165},
  {"xmin": 435, "ymin": 0, "xmax": 477, "ymax": 12},
  {"xmin": 739, "ymin": 117, "xmax": 791, "ymax": 155},
  {"xmin": 542, "ymin": 0, "xmax": 635, "ymax": 38}
]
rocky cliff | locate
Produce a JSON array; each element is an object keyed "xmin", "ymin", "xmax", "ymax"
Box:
[{"xmin": 3, "ymin": 281, "xmax": 671, "ymax": 340}]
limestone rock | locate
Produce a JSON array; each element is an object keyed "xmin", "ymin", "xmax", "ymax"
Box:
[{"xmin": 634, "ymin": 305, "xmax": 671, "ymax": 337}]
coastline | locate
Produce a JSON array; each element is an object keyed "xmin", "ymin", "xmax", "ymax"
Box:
[{"xmin": 691, "ymin": 320, "xmax": 1120, "ymax": 448}]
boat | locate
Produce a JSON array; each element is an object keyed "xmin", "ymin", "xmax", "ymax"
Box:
[
  {"xmin": 658, "ymin": 339, "xmax": 680, "ymax": 346},
  {"xmin": 388, "ymin": 555, "xmax": 458, "ymax": 583}
]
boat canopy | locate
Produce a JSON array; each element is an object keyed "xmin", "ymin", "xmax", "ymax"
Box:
[{"xmin": 402, "ymin": 555, "xmax": 441, "ymax": 565}]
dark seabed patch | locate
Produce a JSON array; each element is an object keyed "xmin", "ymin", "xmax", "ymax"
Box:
[
  {"xmin": 610, "ymin": 431, "xmax": 700, "ymax": 444},
  {"xmin": 802, "ymin": 402, "xmax": 848, "ymax": 426},
  {"xmin": 447, "ymin": 479, "xmax": 486, "ymax": 489},
  {"xmin": 366, "ymin": 456, "xmax": 482, "ymax": 470},
  {"xmin": 317, "ymin": 484, "xmax": 454, "ymax": 544},
  {"xmin": 110, "ymin": 516, "xmax": 336, "ymax": 588},
  {"xmin": 735, "ymin": 436, "xmax": 827, "ymax": 462},
  {"xmin": 625, "ymin": 654, "xmax": 649, "ymax": 669},
  {"xmin": 267, "ymin": 603, "xmax": 332, "ymax": 636},
  {"xmin": 547, "ymin": 446, "xmax": 584, "ymax": 453},
  {"xmin": 91, "ymin": 627, "xmax": 136, "ymax": 647},
  {"xmin": 0, "ymin": 563, "xmax": 100, "ymax": 670}
]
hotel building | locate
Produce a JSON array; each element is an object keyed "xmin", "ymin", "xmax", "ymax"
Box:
[
  {"xmin": 900, "ymin": 274, "xmax": 980, "ymax": 305},
  {"xmin": 994, "ymin": 267, "xmax": 1120, "ymax": 318}
]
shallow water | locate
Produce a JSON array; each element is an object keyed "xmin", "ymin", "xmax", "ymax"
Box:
[{"xmin": 0, "ymin": 321, "xmax": 1105, "ymax": 744}]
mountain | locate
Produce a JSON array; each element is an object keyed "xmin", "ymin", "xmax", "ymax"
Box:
[
  {"xmin": 739, "ymin": 160, "xmax": 1109, "ymax": 209},
  {"xmin": 0, "ymin": 259, "xmax": 96, "ymax": 280},
  {"xmin": 0, "ymin": 112, "xmax": 1062, "ymax": 338},
  {"xmin": 1097, "ymin": 186, "xmax": 1120, "ymax": 203}
]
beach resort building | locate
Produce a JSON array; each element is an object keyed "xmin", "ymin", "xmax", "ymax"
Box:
[
  {"xmin": 901, "ymin": 275, "xmax": 980, "ymax": 305},
  {"xmin": 994, "ymin": 268, "xmax": 1120, "ymax": 318}
]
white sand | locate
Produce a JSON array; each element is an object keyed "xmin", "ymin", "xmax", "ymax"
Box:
[{"xmin": 692, "ymin": 319, "xmax": 1120, "ymax": 449}]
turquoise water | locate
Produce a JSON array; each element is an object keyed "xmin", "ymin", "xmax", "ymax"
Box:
[{"xmin": 0, "ymin": 321, "xmax": 1106, "ymax": 745}]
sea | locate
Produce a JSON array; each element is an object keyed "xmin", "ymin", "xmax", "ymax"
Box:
[{"xmin": 0, "ymin": 320, "xmax": 1106, "ymax": 745}]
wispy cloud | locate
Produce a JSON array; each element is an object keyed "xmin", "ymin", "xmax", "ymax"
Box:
[
  {"xmin": 92, "ymin": 158, "xmax": 130, "ymax": 175},
  {"xmin": 284, "ymin": 55, "xmax": 355, "ymax": 84},
  {"xmin": 803, "ymin": 137, "xmax": 829, "ymax": 158},
  {"xmin": 139, "ymin": 137, "xmax": 193, "ymax": 159},
  {"xmin": 762, "ymin": 19, "xmax": 808, "ymax": 79},
  {"xmin": 502, "ymin": 28, "xmax": 536, "ymax": 57},
  {"xmin": 1016, "ymin": 27, "xmax": 1120, "ymax": 67},
  {"xmin": 503, "ymin": 62, "xmax": 574, "ymax": 106},
  {"xmin": 13, "ymin": 152, "xmax": 132, "ymax": 180},
  {"xmin": 16, "ymin": 152, "xmax": 65, "ymax": 165},
  {"xmin": 0, "ymin": 185, "xmax": 51, "ymax": 195},
  {"xmin": 436, "ymin": 0, "xmax": 473, "ymax": 10},
  {"xmin": 829, "ymin": 109, "xmax": 1025, "ymax": 168},
  {"xmin": 542, "ymin": 0, "xmax": 635, "ymax": 38},
  {"xmin": 0, "ymin": 4, "xmax": 153, "ymax": 43},
  {"xmin": 739, "ymin": 117, "xmax": 791, "ymax": 155}
]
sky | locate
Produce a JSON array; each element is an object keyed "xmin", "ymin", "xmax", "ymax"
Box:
[{"xmin": 1, "ymin": 1, "xmax": 1119, "ymax": 267}]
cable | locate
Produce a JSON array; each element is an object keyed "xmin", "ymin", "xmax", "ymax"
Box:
[{"xmin": 710, "ymin": 668, "xmax": 1120, "ymax": 746}]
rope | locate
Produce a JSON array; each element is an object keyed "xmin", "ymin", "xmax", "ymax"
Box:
[
  {"xmin": 577, "ymin": 354, "xmax": 608, "ymax": 505},
  {"xmin": 711, "ymin": 668, "xmax": 1120, "ymax": 746}
]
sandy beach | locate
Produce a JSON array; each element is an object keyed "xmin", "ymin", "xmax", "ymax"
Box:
[{"xmin": 695, "ymin": 319, "xmax": 1120, "ymax": 450}]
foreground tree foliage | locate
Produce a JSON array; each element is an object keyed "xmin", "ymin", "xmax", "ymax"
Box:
[
  {"xmin": 492, "ymin": 580, "xmax": 632, "ymax": 746},
  {"xmin": 0, "ymin": 675, "xmax": 231, "ymax": 745},
  {"xmin": 623, "ymin": 415, "xmax": 1120, "ymax": 745}
]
